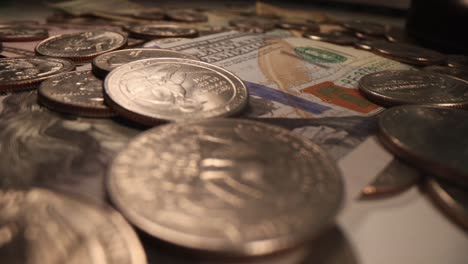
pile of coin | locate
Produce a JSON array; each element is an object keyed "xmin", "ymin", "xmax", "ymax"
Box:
[
  {"xmin": 0, "ymin": 21, "xmax": 346, "ymax": 262},
  {"xmin": 1, "ymin": 6, "xmax": 468, "ymax": 263}
]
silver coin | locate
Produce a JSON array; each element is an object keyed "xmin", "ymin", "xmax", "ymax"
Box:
[
  {"xmin": 370, "ymin": 41, "xmax": 445, "ymax": 66},
  {"xmin": 360, "ymin": 159, "xmax": 420, "ymax": 198},
  {"xmin": 423, "ymin": 65, "xmax": 468, "ymax": 81},
  {"xmin": 128, "ymin": 24, "xmax": 198, "ymax": 40},
  {"xmin": 92, "ymin": 48, "xmax": 198, "ymax": 78},
  {"xmin": 0, "ymin": 187, "xmax": 146, "ymax": 264},
  {"xmin": 303, "ymin": 31, "xmax": 357, "ymax": 45},
  {"xmin": 277, "ymin": 21, "xmax": 319, "ymax": 32},
  {"xmin": 446, "ymin": 54, "xmax": 468, "ymax": 68},
  {"xmin": 38, "ymin": 70, "xmax": 114, "ymax": 117},
  {"xmin": 142, "ymin": 37, "xmax": 189, "ymax": 48},
  {"xmin": 104, "ymin": 58, "xmax": 248, "ymax": 125},
  {"xmin": 35, "ymin": 31, "xmax": 128, "ymax": 62},
  {"xmin": 379, "ymin": 105, "xmax": 468, "ymax": 186},
  {"xmin": 107, "ymin": 118, "xmax": 343, "ymax": 255},
  {"xmin": 358, "ymin": 70, "xmax": 468, "ymax": 108},
  {"xmin": 342, "ymin": 20, "xmax": 386, "ymax": 36},
  {"xmin": 385, "ymin": 26, "xmax": 411, "ymax": 43},
  {"xmin": 0, "ymin": 57, "xmax": 75, "ymax": 92},
  {"xmin": 354, "ymin": 40, "xmax": 375, "ymax": 51},
  {"xmin": 0, "ymin": 26, "xmax": 48, "ymax": 42},
  {"xmin": 426, "ymin": 178, "xmax": 468, "ymax": 230},
  {"xmin": 166, "ymin": 9, "xmax": 208, "ymax": 23},
  {"xmin": 229, "ymin": 17, "xmax": 276, "ymax": 32}
]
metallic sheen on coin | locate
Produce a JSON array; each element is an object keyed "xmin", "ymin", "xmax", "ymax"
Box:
[
  {"xmin": 0, "ymin": 57, "xmax": 75, "ymax": 92},
  {"xmin": 104, "ymin": 58, "xmax": 248, "ymax": 125},
  {"xmin": 128, "ymin": 24, "xmax": 198, "ymax": 40},
  {"xmin": 92, "ymin": 48, "xmax": 198, "ymax": 78},
  {"xmin": 166, "ymin": 9, "xmax": 208, "ymax": 23},
  {"xmin": 426, "ymin": 178, "xmax": 468, "ymax": 230},
  {"xmin": 342, "ymin": 20, "xmax": 386, "ymax": 36},
  {"xmin": 379, "ymin": 105, "xmax": 468, "ymax": 186},
  {"xmin": 303, "ymin": 31, "xmax": 357, "ymax": 45},
  {"xmin": 358, "ymin": 70, "xmax": 468, "ymax": 108},
  {"xmin": 35, "ymin": 31, "xmax": 128, "ymax": 62},
  {"xmin": 423, "ymin": 65, "xmax": 468, "ymax": 81},
  {"xmin": 107, "ymin": 119, "xmax": 343, "ymax": 255},
  {"xmin": 0, "ymin": 26, "xmax": 48, "ymax": 42},
  {"xmin": 142, "ymin": 37, "xmax": 189, "ymax": 48},
  {"xmin": 360, "ymin": 159, "xmax": 420, "ymax": 198},
  {"xmin": 38, "ymin": 70, "xmax": 114, "ymax": 117},
  {"xmin": 0, "ymin": 188, "xmax": 146, "ymax": 264},
  {"xmin": 370, "ymin": 41, "xmax": 445, "ymax": 66}
]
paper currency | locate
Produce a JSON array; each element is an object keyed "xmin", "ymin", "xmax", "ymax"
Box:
[{"xmin": 159, "ymin": 31, "xmax": 412, "ymax": 199}]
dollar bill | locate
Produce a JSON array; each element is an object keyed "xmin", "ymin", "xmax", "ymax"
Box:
[{"xmin": 159, "ymin": 31, "xmax": 412, "ymax": 201}]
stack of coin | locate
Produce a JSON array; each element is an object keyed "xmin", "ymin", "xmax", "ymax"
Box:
[{"xmin": 107, "ymin": 118, "xmax": 343, "ymax": 256}]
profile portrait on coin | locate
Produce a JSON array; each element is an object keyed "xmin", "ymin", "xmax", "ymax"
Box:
[{"xmin": 120, "ymin": 64, "xmax": 207, "ymax": 113}]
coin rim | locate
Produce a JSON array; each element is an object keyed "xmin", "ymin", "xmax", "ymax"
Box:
[
  {"xmin": 378, "ymin": 105, "xmax": 468, "ymax": 187},
  {"xmin": 371, "ymin": 42, "xmax": 446, "ymax": 66},
  {"xmin": 358, "ymin": 70, "xmax": 468, "ymax": 108},
  {"xmin": 35, "ymin": 31, "xmax": 128, "ymax": 62},
  {"xmin": 106, "ymin": 118, "xmax": 343, "ymax": 256},
  {"xmin": 425, "ymin": 178, "xmax": 468, "ymax": 230},
  {"xmin": 103, "ymin": 57, "xmax": 249, "ymax": 125},
  {"xmin": 128, "ymin": 24, "xmax": 199, "ymax": 40}
]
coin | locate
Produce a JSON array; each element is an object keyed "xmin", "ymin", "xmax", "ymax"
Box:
[
  {"xmin": 166, "ymin": 9, "xmax": 208, "ymax": 23},
  {"xmin": 303, "ymin": 31, "xmax": 357, "ymax": 45},
  {"xmin": 360, "ymin": 159, "xmax": 420, "ymax": 198},
  {"xmin": 107, "ymin": 118, "xmax": 343, "ymax": 255},
  {"xmin": 354, "ymin": 31, "xmax": 381, "ymax": 40},
  {"xmin": 385, "ymin": 26, "xmax": 411, "ymax": 43},
  {"xmin": 446, "ymin": 54, "xmax": 468, "ymax": 68},
  {"xmin": 229, "ymin": 17, "xmax": 276, "ymax": 33},
  {"xmin": 276, "ymin": 21, "xmax": 319, "ymax": 32},
  {"xmin": 35, "ymin": 31, "xmax": 128, "ymax": 62},
  {"xmin": 426, "ymin": 178, "xmax": 468, "ymax": 230},
  {"xmin": 423, "ymin": 65, "xmax": 468, "ymax": 81},
  {"xmin": 0, "ymin": 187, "xmax": 146, "ymax": 264},
  {"xmin": 92, "ymin": 48, "xmax": 198, "ymax": 78},
  {"xmin": 0, "ymin": 26, "xmax": 48, "ymax": 42},
  {"xmin": 38, "ymin": 71, "xmax": 114, "ymax": 117},
  {"xmin": 370, "ymin": 41, "xmax": 445, "ymax": 66},
  {"xmin": 142, "ymin": 37, "xmax": 189, "ymax": 48},
  {"xmin": 354, "ymin": 40, "xmax": 375, "ymax": 50},
  {"xmin": 104, "ymin": 58, "xmax": 248, "ymax": 125},
  {"xmin": 342, "ymin": 20, "xmax": 386, "ymax": 36},
  {"xmin": 358, "ymin": 70, "xmax": 468, "ymax": 108},
  {"xmin": 0, "ymin": 57, "xmax": 75, "ymax": 92},
  {"xmin": 126, "ymin": 37, "xmax": 146, "ymax": 48},
  {"xmin": 132, "ymin": 9, "xmax": 165, "ymax": 21},
  {"xmin": 379, "ymin": 105, "xmax": 468, "ymax": 186},
  {"xmin": 128, "ymin": 24, "xmax": 199, "ymax": 40}
]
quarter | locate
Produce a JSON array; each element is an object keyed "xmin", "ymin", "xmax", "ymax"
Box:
[
  {"xmin": 107, "ymin": 119, "xmax": 343, "ymax": 255},
  {"xmin": 38, "ymin": 70, "xmax": 114, "ymax": 117},
  {"xmin": 358, "ymin": 70, "xmax": 468, "ymax": 108},
  {"xmin": 92, "ymin": 48, "xmax": 198, "ymax": 78},
  {"xmin": 104, "ymin": 58, "xmax": 248, "ymax": 125},
  {"xmin": 0, "ymin": 57, "xmax": 75, "ymax": 92},
  {"xmin": 128, "ymin": 24, "xmax": 198, "ymax": 40},
  {"xmin": 378, "ymin": 105, "xmax": 468, "ymax": 186},
  {"xmin": 35, "ymin": 31, "xmax": 128, "ymax": 62}
]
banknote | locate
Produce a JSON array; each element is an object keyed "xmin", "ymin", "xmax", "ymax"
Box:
[{"xmin": 159, "ymin": 31, "xmax": 413, "ymax": 201}]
